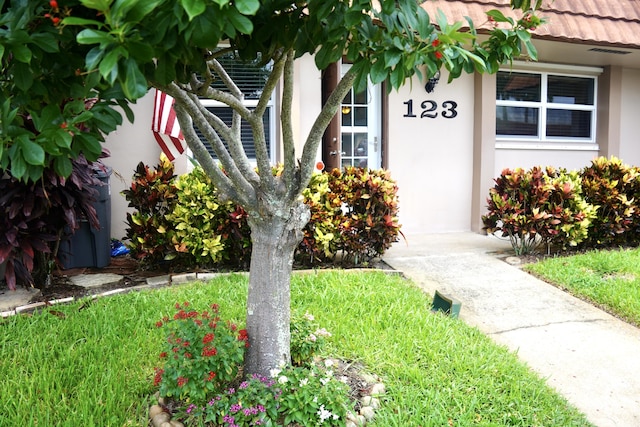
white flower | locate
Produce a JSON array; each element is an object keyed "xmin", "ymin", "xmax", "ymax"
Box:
[
  {"xmin": 308, "ymin": 333, "xmax": 317, "ymax": 342},
  {"xmin": 278, "ymin": 375, "xmax": 289, "ymax": 384},
  {"xmin": 324, "ymin": 359, "xmax": 334, "ymax": 368},
  {"xmin": 317, "ymin": 405, "xmax": 334, "ymax": 423},
  {"xmin": 315, "ymin": 328, "xmax": 331, "ymax": 338},
  {"xmin": 320, "ymin": 377, "xmax": 331, "ymax": 385},
  {"xmin": 304, "ymin": 312, "xmax": 315, "ymax": 321},
  {"xmin": 299, "ymin": 378, "xmax": 309, "ymax": 387},
  {"xmin": 269, "ymin": 368, "xmax": 281, "ymax": 378}
]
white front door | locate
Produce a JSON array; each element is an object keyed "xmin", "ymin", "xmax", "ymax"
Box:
[{"xmin": 340, "ymin": 64, "xmax": 382, "ymax": 169}]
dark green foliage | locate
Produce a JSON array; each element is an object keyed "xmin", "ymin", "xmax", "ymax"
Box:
[
  {"xmin": 580, "ymin": 156, "xmax": 640, "ymax": 247},
  {"xmin": 483, "ymin": 166, "xmax": 596, "ymax": 255},
  {"xmin": 0, "ymin": 155, "xmax": 102, "ymax": 289}
]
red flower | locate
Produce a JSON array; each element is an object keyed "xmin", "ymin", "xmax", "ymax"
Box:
[
  {"xmin": 202, "ymin": 346, "xmax": 217, "ymax": 357},
  {"xmin": 194, "ymin": 319, "xmax": 203, "ymax": 326},
  {"xmin": 203, "ymin": 333, "xmax": 215, "ymax": 344},
  {"xmin": 177, "ymin": 377, "xmax": 188, "ymax": 387},
  {"xmin": 49, "ymin": 0, "xmax": 58, "ymax": 8},
  {"xmin": 184, "ymin": 352, "xmax": 192, "ymax": 359},
  {"xmin": 432, "ymin": 39, "xmax": 440, "ymax": 47},
  {"xmin": 155, "ymin": 321, "xmax": 163, "ymax": 328},
  {"xmin": 159, "ymin": 352, "xmax": 168, "ymax": 359},
  {"xmin": 238, "ymin": 329, "xmax": 248, "ymax": 341},
  {"xmin": 435, "ymin": 51, "xmax": 443, "ymax": 60},
  {"xmin": 205, "ymin": 371, "xmax": 216, "ymax": 382},
  {"xmin": 153, "ymin": 368, "xmax": 164, "ymax": 387},
  {"xmin": 211, "ymin": 303, "xmax": 219, "ymax": 312}
]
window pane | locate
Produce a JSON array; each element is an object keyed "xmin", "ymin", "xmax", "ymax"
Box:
[
  {"xmin": 341, "ymin": 107, "xmax": 352, "ymax": 126},
  {"xmin": 547, "ymin": 75, "xmax": 594, "ymax": 105},
  {"xmin": 546, "ymin": 109, "xmax": 591, "ymax": 138},
  {"xmin": 341, "ymin": 134, "xmax": 353, "ymax": 156},
  {"xmin": 354, "ymin": 88, "xmax": 367, "ymax": 105},
  {"xmin": 354, "ymin": 107, "xmax": 367, "ymax": 126},
  {"xmin": 496, "ymin": 106, "xmax": 539, "ymax": 136},
  {"xmin": 497, "ymin": 72, "xmax": 541, "ymax": 102},
  {"xmin": 354, "ymin": 133, "xmax": 368, "ymax": 156},
  {"xmin": 210, "ymin": 54, "xmax": 271, "ymax": 100}
]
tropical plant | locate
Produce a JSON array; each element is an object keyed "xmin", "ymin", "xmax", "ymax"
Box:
[
  {"xmin": 0, "ymin": 155, "xmax": 103, "ymax": 289},
  {"xmin": 122, "ymin": 155, "xmax": 179, "ymax": 268},
  {"xmin": 580, "ymin": 156, "xmax": 640, "ymax": 247},
  {"xmin": 483, "ymin": 166, "xmax": 596, "ymax": 255},
  {"xmin": 329, "ymin": 167, "xmax": 403, "ymax": 264}
]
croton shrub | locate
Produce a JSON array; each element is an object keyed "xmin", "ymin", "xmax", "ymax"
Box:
[
  {"xmin": 580, "ymin": 156, "xmax": 640, "ymax": 247},
  {"xmin": 123, "ymin": 162, "xmax": 402, "ymax": 270},
  {"xmin": 484, "ymin": 156, "xmax": 640, "ymax": 255}
]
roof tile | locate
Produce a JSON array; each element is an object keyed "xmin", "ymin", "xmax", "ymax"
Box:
[{"xmin": 421, "ymin": 0, "xmax": 640, "ymax": 48}]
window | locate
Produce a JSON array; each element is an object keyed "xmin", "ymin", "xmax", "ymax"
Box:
[
  {"xmin": 496, "ymin": 70, "xmax": 596, "ymax": 143},
  {"xmin": 195, "ymin": 54, "xmax": 275, "ymax": 162}
]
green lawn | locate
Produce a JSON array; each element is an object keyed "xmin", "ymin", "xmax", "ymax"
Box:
[
  {"xmin": 0, "ymin": 271, "xmax": 592, "ymax": 426},
  {"xmin": 524, "ymin": 247, "xmax": 640, "ymax": 327}
]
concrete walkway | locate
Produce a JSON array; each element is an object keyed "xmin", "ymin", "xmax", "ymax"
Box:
[{"xmin": 383, "ymin": 232, "xmax": 640, "ymax": 427}]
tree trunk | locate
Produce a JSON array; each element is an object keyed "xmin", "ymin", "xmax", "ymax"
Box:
[{"xmin": 244, "ymin": 201, "xmax": 309, "ymax": 377}]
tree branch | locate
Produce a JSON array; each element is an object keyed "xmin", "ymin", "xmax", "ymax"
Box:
[
  {"xmin": 294, "ymin": 66, "xmax": 358, "ymax": 202},
  {"xmin": 280, "ymin": 50, "xmax": 296, "ymax": 196}
]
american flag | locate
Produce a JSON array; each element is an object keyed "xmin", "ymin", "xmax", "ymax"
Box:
[{"xmin": 152, "ymin": 89, "xmax": 185, "ymax": 161}]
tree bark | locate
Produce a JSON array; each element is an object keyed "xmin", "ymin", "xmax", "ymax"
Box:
[{"xmin": 244, "ymin": 200, "xmax": 310, "ymax": 377}]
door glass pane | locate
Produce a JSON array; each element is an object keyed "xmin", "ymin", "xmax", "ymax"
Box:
[
  {"xmin": 497, "ymin": 72, "xmax": 541, "ymax": 102},
  {"xmin": 546, "ymin": 109, "xmax": 591, "ymax": 138},
  {"xmin": 341, "ymin": 134, "xmax": 353, "ymax": 156},
  {"xmin": 354, "ymin": 107, "xmax": 367, "ymax": 126},
  {"xmin": 354, "ymin": 133, "xmax": 368, "ymax": 157},
  {"xmin": 354, "ymin": 88, "xmax": 367, "ymax": 104},
  {"xmin": 341, "ymin": 107, "xmax": 352, "ymax": 126},
  {"xmin": 496, "ymin": 106, "xmax": 539, "ymax": 136}
]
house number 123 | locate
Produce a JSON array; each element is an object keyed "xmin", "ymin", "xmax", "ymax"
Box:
[{"xmin": 402, "ymin": 100, "xmax": 458, "ymax": 119}]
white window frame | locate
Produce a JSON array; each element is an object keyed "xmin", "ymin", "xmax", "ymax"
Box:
[{"xmin": 496, "ymin": 62, "xmax": 602, "ymax": 151}]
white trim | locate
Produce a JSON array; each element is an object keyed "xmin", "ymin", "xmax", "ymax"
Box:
[
  {"xmin": 496, "ymin": 141, "xmax": 600, "ymax": 151},
  {"xmin": 504, "ymin": 61, "xmax": 603, "ymax": 76}
]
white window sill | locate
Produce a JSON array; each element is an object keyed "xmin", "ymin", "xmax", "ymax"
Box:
[{"xmin": 496, "ymin": 141, "xmax": 600, "ymax": 151}]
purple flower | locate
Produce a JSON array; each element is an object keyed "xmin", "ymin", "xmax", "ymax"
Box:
[
  {"xmin": 223, "ymin": 414, "xmax": 235, "ymax": 424},
  {"xmin": 230, "ymin": 403, "xmax": 242, "ymax": 413},
  {"xmin": 240, "ymin": 381, "xmax": 249, "ymax": 389}
]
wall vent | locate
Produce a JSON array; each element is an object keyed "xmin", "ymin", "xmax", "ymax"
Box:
[{"xmin": 588, "ymin": 47, "xmax": 631, "ymax": 55}]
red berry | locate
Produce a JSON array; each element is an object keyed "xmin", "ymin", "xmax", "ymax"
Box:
[
  {"xmin": 50, "ymin": 0, "xmax": 58, "ymax": 8},
  {"xmin": 51, "ymin": 16, "xmax": 60, "ymax": 25}
]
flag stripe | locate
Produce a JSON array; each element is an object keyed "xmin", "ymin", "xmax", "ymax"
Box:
[{"xmin": 152, "ymin": 89, "xmax": 186, "ymax": 161}]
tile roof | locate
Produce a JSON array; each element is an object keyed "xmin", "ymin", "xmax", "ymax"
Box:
[{"xmin": 420, "ymin": 0, "xmax": 640, "ymax": 49}]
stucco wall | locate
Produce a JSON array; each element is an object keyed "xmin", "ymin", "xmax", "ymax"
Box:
[
  {"xmin": 387, "ymin": 71, "xmax": 475, "ymax": 233},
  {"xmin": 102, "ymin": 92, "xmax": 166, "ymax": 240},
  {"xmin": 619, "ymin": 68, "xmax": 640, "ymax": 166}
]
